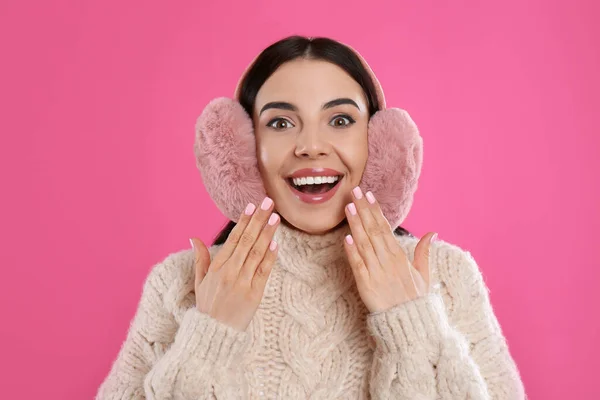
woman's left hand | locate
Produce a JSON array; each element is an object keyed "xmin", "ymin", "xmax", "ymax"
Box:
[{"xmin": 343, "ymin": 186, "xmax": 438, "ymax": 314}]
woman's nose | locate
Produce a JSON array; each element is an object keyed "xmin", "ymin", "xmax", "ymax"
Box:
[{"xmin": 294, "ymin": 128, "xmax": 331, "ymax": 159}]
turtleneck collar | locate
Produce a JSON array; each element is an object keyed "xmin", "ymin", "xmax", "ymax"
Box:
[{"xmin": 272, "ymin": 220, "xmax": 355, "ymax": 288}]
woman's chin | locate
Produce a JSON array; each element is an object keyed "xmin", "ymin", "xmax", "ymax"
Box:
[{"xmin": 271, "ymin": 181, "xmax": 351, "ymax": 235}]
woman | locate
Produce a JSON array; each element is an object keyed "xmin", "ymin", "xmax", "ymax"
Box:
[{"xmin": 96, "ymin": 36, "xmax": 525, "ymax": 399}]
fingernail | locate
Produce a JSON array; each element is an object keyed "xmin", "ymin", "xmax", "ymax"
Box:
[
  {"xmin": 352, "ymin": 186, "xmax": 363, "ymax": 199},
  {"xmin": 345, "ymin": 234, "xmax": 354, "ymax": 245},
  {"xmin": 261, "ymin": 197, "xmax": 273, "ymax": 210},
  {"xmin": 430, "ymin": 233, "xmax": 438, "ymax": 243},
  {"xmin": 269, "ymin": 240, "xmax": 278, "ymax": 251},
  {"xmin": 268, "ymin": 213, "xmax": 279, "ymax": 226},
  {"xmin": 245, "ymin": 203, "xmax": 256, "ymax": 215},
  {"xmin": 189, "ymin": 238, "xmax": 195, "ymax": 250},
  {"xmin": 347, "ymin": 203, "xmax": 357, "ymax": 215},
  {"xmin": 365, "ymin": 191, "xmax": 375, "ymax": 204}
]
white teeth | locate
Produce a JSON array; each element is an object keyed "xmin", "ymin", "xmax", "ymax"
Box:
[{"xmin": 292, "ymin": 176, "xmax": 340, "ymax": 186}]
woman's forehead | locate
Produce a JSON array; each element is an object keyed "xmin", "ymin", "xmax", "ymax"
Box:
[{"xmin": 254, "ymin": 59, "xmax": 367, "ymax": 111}]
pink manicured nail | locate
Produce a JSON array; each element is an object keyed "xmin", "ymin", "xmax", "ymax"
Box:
[
  {"xmin": 430, "ymin": 233, "xmax": 438, "ymax": 243},
  {"xmin": 365, "ymin": 191, "xmax": 376, "ymax": 204},
  {"xmin": 245, "ymin": 203, "xmax": 256, "ymax": 215},
  {"xmin": 345, "ymin": 235, "xmax": 354, "ymax": 245},
  {"xmin": 268, "ymin": 213, "xmax": 279, "ymax": 226},
  {"xmin": 347, "ymin": 203, "xmax": 357, "ymax": 215},
  {"xmin": 261, "ymin": 197, "xmax": 273, "ymax": 210},
  {"xmin": 269, "ymin": 240, "xmax": 278, "ymax": 251},
  {"xmin": 352, "ymin": 186, "xmax": 363, "ymax": 199}
]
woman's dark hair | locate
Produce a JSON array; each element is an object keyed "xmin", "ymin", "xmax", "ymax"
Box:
[{"xmin": 213, "ymin": 35, "xmax": 412, "ymax": 245}]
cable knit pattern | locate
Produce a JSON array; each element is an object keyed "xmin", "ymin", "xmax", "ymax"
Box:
[{"xmin": 96, "ymin": 223, "xmax": 525, "ymax": 399}]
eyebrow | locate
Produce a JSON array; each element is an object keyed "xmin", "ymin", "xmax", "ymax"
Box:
[
  {"xmin": 323, "ymin": 98, "xmax": 360, "ymax": 110},
  {"xmin": 259, "ymin": 101, "xmax": 297, "ymax": 115},
  {"xmin": 259, "ymin": 98, "xmax": 360, "ymax": 116}
]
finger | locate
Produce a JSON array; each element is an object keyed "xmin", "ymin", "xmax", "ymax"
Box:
[
  {"xmin": 212, "ymin": 202, "xmax": 257, "ymax": 267},
  {"xmin": 345, "ymin": 201, "xmax": 380, "ymax": 272},
  {"xmin": 364, "ymin": 190, "xmax": 407, "ymax": 260},
  {"xmin": 227, "ymin": 197, "xmax": 274, "ymax": 272},
  {"xmin": 413, "ymin": 232, "xmax": 437, "ymax": 287},
  {"xmin": 190, "ymin": 237, "xmax": 211, "ymax": 288},
  {"xmin": 238, "ymin": 212, "xmax": 280, "ymax": 284},
  {"xmin": 343, "ymin": 234, "xmax": 370, "ymax": 280},
  {"xmin": 350, "ymin": 186, "xmax": 389, "ymax": 264},
  {"xmin": 251, "ymin": 239, "xmax": 278, "ymax": 292}
]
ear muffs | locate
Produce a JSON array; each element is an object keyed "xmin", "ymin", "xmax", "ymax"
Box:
[
  {"xmin": 194, "ymin": 98, "xmax": 265, "ymax": 223},
  {"xmin": 194, "ymin": 43, "xmax": 423, "ymax": 229}
]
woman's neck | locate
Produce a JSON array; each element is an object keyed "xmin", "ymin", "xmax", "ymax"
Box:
[{"xmin": 272, "ymin": 219, "xmax": 353, "ymax": 287}]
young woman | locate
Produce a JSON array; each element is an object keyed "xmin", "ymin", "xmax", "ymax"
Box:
[{"xmin": 96, "ymin": 36, "xmax": 525, "ymax": 399}]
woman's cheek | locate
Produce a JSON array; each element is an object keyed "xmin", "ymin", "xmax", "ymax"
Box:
[
  {"xmin": 256, "ymin": 136, "xmax": 276, "ymax": 185},
  {"xmin": 337, "ymin": 131, "xmax": 368, "ymax": 173},
  {"xmin": 256, "ymin": 137, "xmax": 288, "ymax": 189}
]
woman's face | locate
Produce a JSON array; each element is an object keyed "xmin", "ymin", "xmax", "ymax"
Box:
[{"xmin": 253, "ymin": 58, "xmax": 369, "ymax": 234}]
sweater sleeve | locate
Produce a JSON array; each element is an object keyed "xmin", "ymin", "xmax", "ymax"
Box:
[
  {"xmin": 366, "ymin": 242, "xmax": 525, "ymax": 400},
  {"xmin": 96, "ymin": 251, "xmax": 251, "ymax": 400}
]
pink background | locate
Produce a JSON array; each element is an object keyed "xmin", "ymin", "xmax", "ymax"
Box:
[{"xmin": 1, "ymin": 0, "xmax": 598, "ymax": 398}]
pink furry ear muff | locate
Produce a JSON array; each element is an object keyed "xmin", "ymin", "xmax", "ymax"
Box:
[{"xmin": 194, "ymin": 44, "xmax": 423, "ymax": 229}]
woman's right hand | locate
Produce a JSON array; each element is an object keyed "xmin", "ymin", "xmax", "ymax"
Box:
[{"xmin": 189, "ymin": 197, "xmax": 280, "ymax": 332}]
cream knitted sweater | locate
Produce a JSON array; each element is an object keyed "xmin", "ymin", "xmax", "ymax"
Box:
[{"xmin": 96, "ymin": 222, "xmax": 525, "ymax": 399}]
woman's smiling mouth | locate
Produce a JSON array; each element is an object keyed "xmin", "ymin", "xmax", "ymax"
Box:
[{"xmin": 286, "ymin": 168, "xmax": 344, "ymax": 204}]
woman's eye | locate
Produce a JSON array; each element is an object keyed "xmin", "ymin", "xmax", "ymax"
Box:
[
  {"xmin": 330, "ymin": 115, "xmax": 355, "ymax": 128},
  {"xmin": 267, "ymin": 118, "xmax": 294, "ymax": 130}
]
